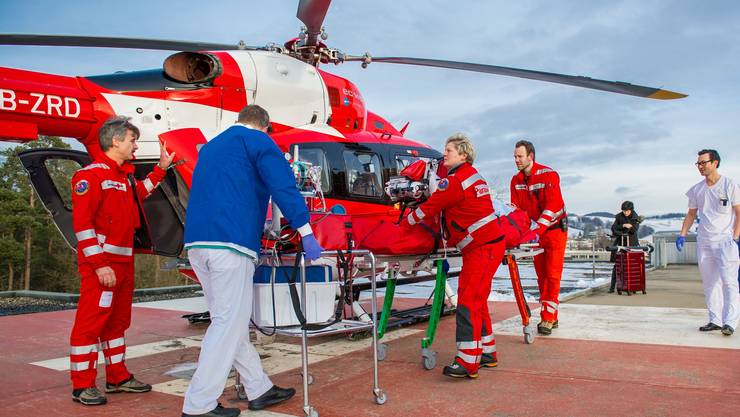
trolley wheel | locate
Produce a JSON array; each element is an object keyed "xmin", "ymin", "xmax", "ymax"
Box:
[
  {"xmin": 523, "ymin": 326, "xmax": 535, "ymax": 344},
  {"xmin": 304, "ymin": 407, "xmax": 319, "ymax": 417},
  {"xmin": 377, "ymin": 343, "xmax": 388, "ymax": 361},
  {"xmin": 421, "ymin": 348, "xmax": 436, "ymax": 370},
  {"xmin": 234, "ymin": 384, "xmax": 248, "ymax": 400},
  {"xmin": 374, "ymin": 390, "xmax": 388, "ymax": 405}
]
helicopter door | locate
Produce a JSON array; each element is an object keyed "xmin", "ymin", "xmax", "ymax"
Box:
[
  {"xmin": 17, "ymin": 149, "xmax": 90, "ymax": 249},
  {"xmin": 17, "ymin": 148, "xmax": 184, "ymax": 256}
]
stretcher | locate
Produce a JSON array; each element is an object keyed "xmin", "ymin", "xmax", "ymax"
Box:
[{"xmin": 373, "ymin": 244, "xmax": 542, "ymax": 370}]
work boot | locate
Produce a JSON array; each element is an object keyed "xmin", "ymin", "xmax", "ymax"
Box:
[
  {"xmin": 182, "ymin": 403, "xmax": 240, "ymax": 417},
  {"xmin": 442, "ymin": 360, "xmax": 478, "ymax": 379},
  {"xmin": 699, "ymin": 322, "xmax": 722, "ymax": 332},
  {"xmin": 479, "ymin": 352, "xmax": 498, "ymax": 368},
  {"xmin": 105, "ymin": 375, "xmax": 152, "ymax": 393},
  {"xmin": 721, "ymin": 325, "xmax": 734, "ymax": 336},
  {"xmin": 553, "ymin": 319, "xmax": 559, "ymax": 329},
  {"xmin": 72, "ymin": 387, "xmax": 107, "ymax": 405},
  {"xmin": 538, "ymin": 320, "xmax": 554, "ymax": 335},
  {"xmin": 248, "ymin": 385, "xmax": 296, "ymax": 411}
]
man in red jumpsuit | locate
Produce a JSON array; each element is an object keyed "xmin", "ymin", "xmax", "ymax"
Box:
[
  {"xmin": 402, "ymin": 133, "xmax": 505, "ymax": 379},
  {"xmin": 510, "ymin": 140, "xmax": 567, "ymax": 336},
  {"xmin": 69, "ymin": 116, "xmax": 174, "ymax": 405}
]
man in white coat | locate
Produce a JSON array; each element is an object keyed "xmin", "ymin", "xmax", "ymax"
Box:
[{"xmin": 677, "ymin": 149, "xmax": 740, "ymax": 336}]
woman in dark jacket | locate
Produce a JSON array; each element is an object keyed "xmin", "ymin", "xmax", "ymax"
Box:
[{"xmin": 609, "ymin": 201, "xmax": 641, "ymax": 293}]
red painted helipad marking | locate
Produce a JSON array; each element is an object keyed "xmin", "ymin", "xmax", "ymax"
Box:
[{"xmin": 0, "ymin": 300, "xmax": 737, "ymax": 417}]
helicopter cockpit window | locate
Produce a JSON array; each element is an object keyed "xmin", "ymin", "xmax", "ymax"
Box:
[
  {"xmin": 297, "ymin": 147, "xmax": 331, "ymax": 193},
  {"xmin": 343, "ymin": 151, "xmax": 383, "ymax": 198}
]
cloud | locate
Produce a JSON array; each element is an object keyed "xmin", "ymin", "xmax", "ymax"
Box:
[{"xmin": 615, "ymin": 186, "xmax": 632, "ymax": 194}]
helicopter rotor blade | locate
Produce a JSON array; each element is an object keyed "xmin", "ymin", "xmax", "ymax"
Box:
[
  {"xmin": 0, "ymin": 34, "xmax": 262, "ymax": 52},
  {"xmin": 347, "ymin": 56, "xmax": 686, "ymax": 100},
  {"xmin": 296, "ymin": 0, "xmax": 332, "ymax": 47}
]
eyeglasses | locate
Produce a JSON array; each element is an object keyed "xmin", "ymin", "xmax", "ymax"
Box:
[{"xmin": 695, "ymin": 160, "xmax": 715, "ymax": 167}]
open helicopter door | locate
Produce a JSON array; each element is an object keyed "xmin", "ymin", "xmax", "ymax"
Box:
[
  {"xmin": 18, "ymin": 148, "xmax": 185, "ymax": 256},
  {"xmin": 157, "ymin": 127, "xmax": 207, "ymax": 189}
]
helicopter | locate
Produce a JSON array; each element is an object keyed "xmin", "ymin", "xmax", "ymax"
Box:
[{"xmin": 0, "ymin": 0, "xmax": 686, "ymax": 276}]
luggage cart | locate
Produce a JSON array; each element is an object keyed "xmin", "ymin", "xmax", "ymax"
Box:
[
  {"xmin": 374, "ymin": 245, "xmax": 542, "ymax": 370},
  {"xmin": 233, "ymin": 249, "xmax": 386, "ymax": 417}
]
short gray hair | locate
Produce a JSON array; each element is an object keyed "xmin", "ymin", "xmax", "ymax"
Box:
[
  {"xmin": 445, "ymin": 133, "xmax": 476, "ymax": 164},
  {"xmin": 237, "ymin": 105, "xmax": 270, "ymax": 129},
  {"xmin": 99, "ymin": 116, "xmax": 139, "ymax": 151}
]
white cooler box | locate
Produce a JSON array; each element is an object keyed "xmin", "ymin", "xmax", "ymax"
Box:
[{"xmin": 252, "ymin": 264, "xmax": 338, "ymax": 327}]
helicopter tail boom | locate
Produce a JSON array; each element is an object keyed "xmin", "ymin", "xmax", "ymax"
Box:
[{"xmin": 0, "ymin": 67, "xmax": 99, "ymax": 142}]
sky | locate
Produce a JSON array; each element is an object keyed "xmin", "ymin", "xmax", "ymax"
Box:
[{"xmin": 1, "ymin": 0, "xmax": 738, "ymax": 215}]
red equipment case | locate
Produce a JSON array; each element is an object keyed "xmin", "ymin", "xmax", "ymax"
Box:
[{"xmin": 615, "ymin": 249, "xmax": 646, "ymax": 295}]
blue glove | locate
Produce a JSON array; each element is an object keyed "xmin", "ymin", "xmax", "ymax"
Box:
[
  {"xmin": 302, "ymin": 234, "xmax": 324, "ymax": 261},
  {"xmin": 441, "ymin": 259, "xmax": 450, "ymax": 276},
  {"xmin": 675, "ymin": 235, "xmax": 685, "ymax": 252}
]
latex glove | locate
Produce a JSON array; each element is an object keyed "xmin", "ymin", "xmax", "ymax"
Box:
[
  {"xmin": 302, "ymin": 234, "xmax": 324, "ymax": 261},
  {"xmin": 441, "ymin": 259, "xmax": 450, "ymax": 276},
  {"xmin": 675, "ymin": 235, "xmax": 685, "ymax": 252},
  {"xmin": 528, "ymin": 234, "xmax": 540, "ymax": 244}
]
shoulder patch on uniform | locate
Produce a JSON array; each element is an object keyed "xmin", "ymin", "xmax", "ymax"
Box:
[
  {"xmin": 475, "ymin": 183, "xmax": 490, "ymax": 197},
  {"xmin": 438, "ymin": 178, "xmax": 449, "ymax": 191},
  {"xmin": 74, "ymin": 179, "xmax": 89, "ymax": 195}
]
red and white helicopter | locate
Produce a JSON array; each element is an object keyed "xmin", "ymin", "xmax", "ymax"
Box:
[{"xmin": 0, "ymin": 0, "xmax": 685, "ymax": 278}]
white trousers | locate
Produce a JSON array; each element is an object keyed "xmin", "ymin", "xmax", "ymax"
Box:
[
  {"xmin": 697, "ymin": 238, "xmax": 740, "ymax": 329},
  {"xmin": 182, "ymin": 248, "xmax": 273, "ymax": 415}
]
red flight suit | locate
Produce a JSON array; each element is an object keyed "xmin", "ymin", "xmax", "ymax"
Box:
[
  {"xmin": 69, "ymin": 153, "xmax": 165, "ymax": 389},
  {"xmin": 510, "ymin": 161, "xmax": 567, "ymax": 323},
  {"xmin": 402, "ymin": 162, "xmax": 505, "ymax": 374}
]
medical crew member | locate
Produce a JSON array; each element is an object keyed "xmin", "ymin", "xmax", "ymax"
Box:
[
  {"xmin": 510, "ymin": 140, "xmax": 567, "ymax": 336},
  {"xmin": 181, "ymin": 105, "xmax": 324, "ymax": 417},
  {"xmin": 677, "ymin": 149, "xmax": 739, "ymax": 336},
  {"xmin": 70, "ymin": 116, "xmax": 173, "ymax": 405},
  {"xmin": 402, "ymin": 133, "xmax": 505, "ymax": 379}
]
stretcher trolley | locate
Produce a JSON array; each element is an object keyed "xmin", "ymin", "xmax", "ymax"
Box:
[
  {"xmin": 233, "ymin": 249, "xmax": 386, "ymax": 417},
  {"xmin": 374, "ymin": 244, "xmax": 542, "ymax": 370}
]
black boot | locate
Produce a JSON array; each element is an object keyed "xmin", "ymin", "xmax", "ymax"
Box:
[{"xmin": 248, "ymin": 385, "xmax": 295, "ymax": 411}]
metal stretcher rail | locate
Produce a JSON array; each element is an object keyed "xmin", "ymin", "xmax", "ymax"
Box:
[{"xmin": 244, "ymin": 249, "xmax": 386, "ymax": 417}]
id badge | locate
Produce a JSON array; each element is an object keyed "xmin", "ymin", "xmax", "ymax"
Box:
[{"xmin": 99, "ymin": 291, "xmax": 113, "ymax": 308}]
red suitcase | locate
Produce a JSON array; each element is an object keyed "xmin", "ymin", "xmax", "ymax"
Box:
[{"xmin": 615, "ymin": 249, "xmax": 646, "ymax": 295}]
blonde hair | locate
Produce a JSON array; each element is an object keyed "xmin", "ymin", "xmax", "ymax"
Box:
[{"xmin": 445, "ymin": 133, "xmax": 476, "ymax": 164}]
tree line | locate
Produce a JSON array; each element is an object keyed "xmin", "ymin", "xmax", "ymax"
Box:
[{"xmin": 0, "ymin": 137, "xmax": 186, "ymax": 293}]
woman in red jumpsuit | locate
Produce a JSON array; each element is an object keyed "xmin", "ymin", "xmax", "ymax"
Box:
[{"xmin": 402, "ymin": 133, "xmax": 505, "ymax": 379}]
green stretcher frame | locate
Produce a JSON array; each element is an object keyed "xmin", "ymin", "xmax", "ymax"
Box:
[{"xmin": 377, "ymin": 259, "xmax": 448, "ymax": 349}]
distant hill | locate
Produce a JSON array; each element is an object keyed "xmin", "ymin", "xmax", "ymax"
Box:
[
  {"xmin": 644, "ymin": 213, "xmax": 685, "ymax": 220},
  {"xmin": 583, "ymin": 211, "xmax": 614, "ymax": 217}
]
